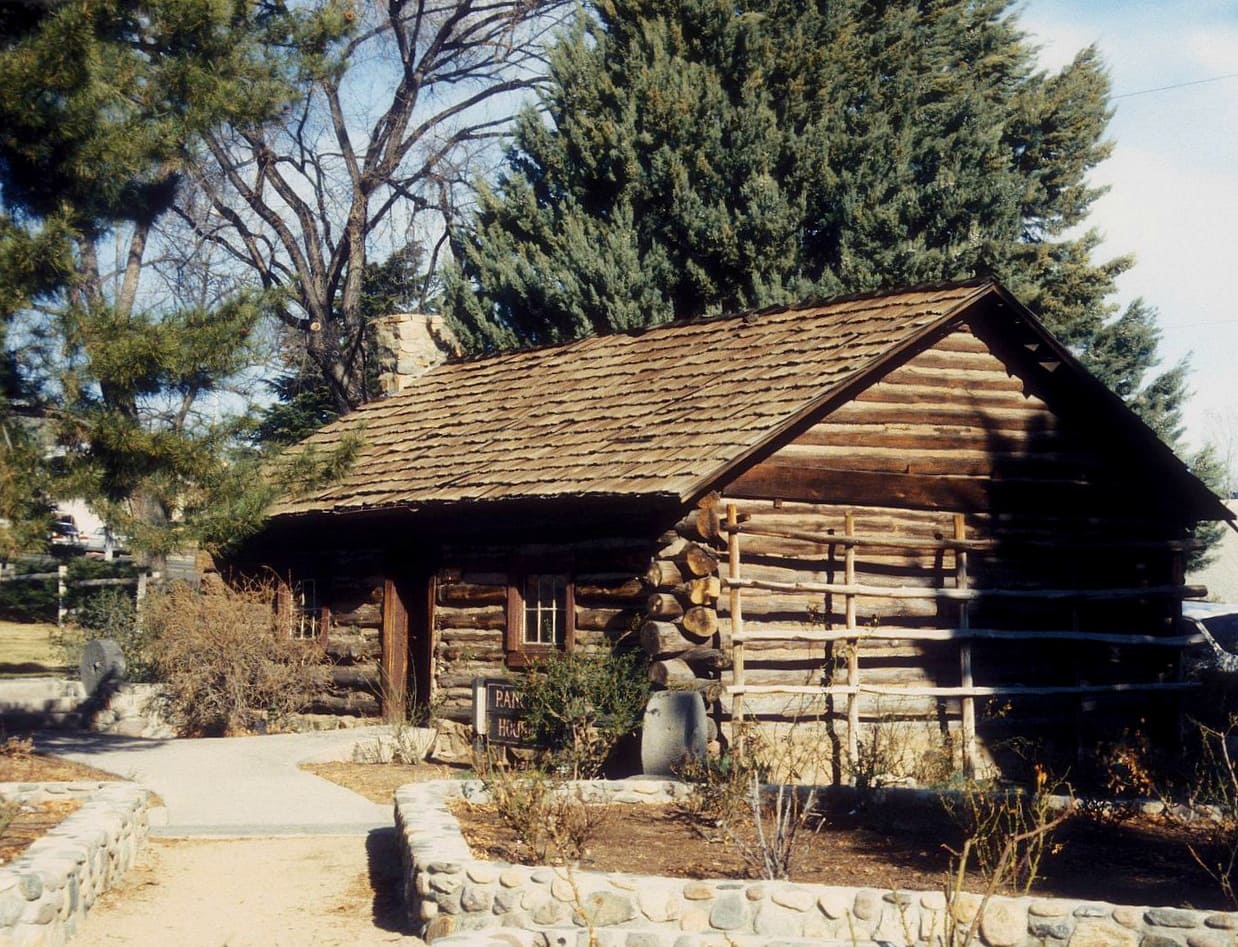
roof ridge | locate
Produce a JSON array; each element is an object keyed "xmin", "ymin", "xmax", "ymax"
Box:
[{"xmin": 425, "ymin": 276, "xmax": 996, "ymax": 371}]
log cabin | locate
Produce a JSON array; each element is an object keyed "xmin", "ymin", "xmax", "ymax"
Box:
[{"xmin": 233, "ymin": 280, "xmax": 1232, "ymax": 778}]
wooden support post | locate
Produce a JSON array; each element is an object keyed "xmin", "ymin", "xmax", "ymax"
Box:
[
  {"xmin": 56, "ymin": 564, "xmax": 67, "ymax": 630},
  {"xmin": 381, "ymin": 578, "xmax": 409, "ymax": 723},
  {"xmin": 1172, "ymin": 549, "xmax": 1188, "ymax": 747},
  {"xmin": 727, "ymin": 503, "xmax": 745, "ymax": 753},
  {"xmin": 844, "ymin": 511, "xmax": 859, "ymax": 778},
  {"xmin": 955, "ymin": 513, "xmax": 977, "ymax": 778},
  {"xmin": 135, "ymin": 572, "xmax": 147, "ymax": 610}
]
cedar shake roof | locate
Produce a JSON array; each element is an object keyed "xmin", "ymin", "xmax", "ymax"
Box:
[{"xmin": 269, "ymin": 280, "xmax": 1228, "ymax": 521}]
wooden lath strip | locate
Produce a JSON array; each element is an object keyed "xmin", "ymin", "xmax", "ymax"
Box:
[
  {"xmin": 722, "ymin": 576, "xmax": 1207, "ymax": 602},
  {"xmin": 727, "ymin": 682, "xmax": 1201, "ymax": 698},
  {"xmin": 731, "ymin": 626, "xmax": 1204, "ymax": 647},
  {"xmin": 726, "ymin": 522, "xmax": 1201, "ymax": 553}
]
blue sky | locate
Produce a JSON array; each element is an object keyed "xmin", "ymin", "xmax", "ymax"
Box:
[{"xmin": 1017, "ymin": 1, "xmax": 1238, "ymax": 454}]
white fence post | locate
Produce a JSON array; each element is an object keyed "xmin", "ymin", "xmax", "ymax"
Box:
[{"xmin": 57, "ymin": 564, "xmax": 68, "ymax": 629}]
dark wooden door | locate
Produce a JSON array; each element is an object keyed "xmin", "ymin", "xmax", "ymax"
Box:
[{"xmin": 381, "ymin": 568, "xmax": 435, "ymax": 721}]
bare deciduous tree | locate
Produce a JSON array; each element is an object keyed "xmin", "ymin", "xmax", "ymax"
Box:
[{"xmin": 182, "ymin": 0, "xmax": 570, "ymax": 412}]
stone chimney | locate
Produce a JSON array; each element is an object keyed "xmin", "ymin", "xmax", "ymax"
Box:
[{"xmin": 372, "ymin": 313, "xmax": 462, "ymax": 397}]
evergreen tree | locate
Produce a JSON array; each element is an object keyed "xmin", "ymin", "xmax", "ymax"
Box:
[
  {"xmin": 452, "ymin": 0, "xmax": 1219, "ymax": 564},
  {"xmin": 448, "ymin": 0, "xmax": 1180, "ymax": 441},
  {"xmin": 0, "ymin": 0, "xmax": 332, "ymax": 556}
]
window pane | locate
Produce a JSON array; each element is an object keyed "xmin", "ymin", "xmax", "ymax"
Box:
[
  {"xmin": 523, "ymin": 574, "xmax": 567, "ymax": 646},
  {"xmin": 291, "ymin": 580, "xmax": 319, "ymax": 640}
]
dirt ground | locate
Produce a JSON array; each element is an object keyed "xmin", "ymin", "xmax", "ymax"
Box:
[
  {"xmin": 301, "ymin": 761, "xmax": 468, "ymax": 803},
  {"xmin": 82, "ymin": 834, "xmax": 425, "ymax": 946},
  {"xmin": 456, "ymin": 799, "xmax": 1226, "ymax": 911},
  {"xmin": 0, "ymin": 798, "xmax": 81, "ymax": 865}
]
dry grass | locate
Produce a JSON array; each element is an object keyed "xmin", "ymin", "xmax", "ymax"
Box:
[
  {"xmin": 300, "ymin": 761, "xmax": 468, "ymax": 804},
  {"xmin": 0, "ymin": 620, "xmax": 68, "ymax": 676},
  {"xmin": 0, "ymin": 751, "xmax": 125, "ymax": 784},
  {"xmin": 0, "ymin": 798, "xmax": 82, "ymax": 866}
]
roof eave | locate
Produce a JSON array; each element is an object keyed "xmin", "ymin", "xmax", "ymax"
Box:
[{"xmin": 982, "ymin": 283, "xmax": 1232, "ymax": 524}]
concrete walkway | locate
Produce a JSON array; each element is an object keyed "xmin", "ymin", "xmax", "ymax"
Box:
[{"xmin": 34, "ymin": 727, "xmax": 393, "ymax": 837}]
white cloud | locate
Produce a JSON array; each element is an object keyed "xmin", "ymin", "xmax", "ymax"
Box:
[{"xmin": 1182, "ymin": 27, "xmax": 1238, "ymax": 76}]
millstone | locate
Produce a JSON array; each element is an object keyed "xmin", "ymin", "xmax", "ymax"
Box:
[
  {"xmin": 80, "ymin": 639, "xmax": 126, "ymax": 696},
  {"xmin": 640, "ymin": 690, "xmax": 706, "ymax": 775}
]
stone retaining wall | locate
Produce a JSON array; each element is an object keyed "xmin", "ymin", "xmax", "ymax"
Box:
[
  {"xmin": 0, "ymin": 781, "xmax": 150, "ymax": 946},
  {"xmin": 0, "ymin": 678, "xmax": 172, "ymax": 738},
  {"xmin": 395, "ymin": 779, "xmax": 1238, "ymax": 947}
]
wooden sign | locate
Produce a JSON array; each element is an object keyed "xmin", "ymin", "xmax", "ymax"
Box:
[{"xmin": 472, "ymin": 677, "xmax": 535, "ymax": 746}]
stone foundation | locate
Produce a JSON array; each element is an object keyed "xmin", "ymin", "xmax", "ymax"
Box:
[
  {"xmin": 0, "ymin": 781, "xmax": 150, "ymax": 946},
  {"xmin": 395, "ymin": 779, "xmax": 1238, "ymax": 947}
]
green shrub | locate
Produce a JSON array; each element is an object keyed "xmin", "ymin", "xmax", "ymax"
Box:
[
  {"xmin": 519, "ymin": 649, "xmax": 649, "ymax": 778},
  {"xmin": 0, "ymin": 560, "xmax": 57, "ymax": 622},
  {"xmin": 0, "ymin": 557, "xmax": 139, "ymax": 624},
  {"xmin": 72, "ymin": 587, "xmax": 160, "ymax": 683}
]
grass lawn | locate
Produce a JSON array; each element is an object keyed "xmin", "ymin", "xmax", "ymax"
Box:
[{"xmin": 0, "ymin": 620, "xmax": 70, "ymax": 676}]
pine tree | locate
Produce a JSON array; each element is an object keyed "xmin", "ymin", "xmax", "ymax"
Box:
[
  {"xmin": 447, "ymin": 0, "xmax": 1179, "ymax": 440},
  {"xmin": 451, "ymin": 0, "xmax": 1218, "ymax": 566},
  {"xmin": 0, "ymin": 0, "xmax": 328, "ymax": 556}
]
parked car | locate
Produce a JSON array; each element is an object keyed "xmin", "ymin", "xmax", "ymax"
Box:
[
  {"xmin": 48, "ymin": 519, "xmax": 84, "ymax": 550},
  {"xmin": 84, "ymin": 526, "xmax": 130, "ymax": 556},
  {"xmin": 1182, "ymin": 602, "xmax": 1238, "ymax": 676}
]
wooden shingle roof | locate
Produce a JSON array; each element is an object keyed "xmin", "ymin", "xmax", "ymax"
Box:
[{"xmin": 271, "ymin": 282, "xmax": 1000, "ymax": 518}]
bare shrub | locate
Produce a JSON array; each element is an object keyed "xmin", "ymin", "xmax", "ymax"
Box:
[
  {"xmin": 1175, "ymin": 716, "xmax": 1238, "ymax": 907},
  {"xmin": 1, "ymin": 735, "xmax": 34, "ymax": 762},
  {"xmin": 352, "ymin": 677, "xmax": 442, "ymax": 764},
  {"xmin": 0, "ymin": 737, "xmax": 33, "ymax": 831},
  {"xmin": 0, "ymin": 799, "xmax": 16, "ymax": 837},
  {"xmin": 143, "ymin": 577, "xmax": 328, "ymax": 735},
  {"xmin": 674, "ymin": 748, "xmax": 763, "ymax": 835},
  {"xmin": 942, "ymin": 767, "xmax": 1071, "ymax": 896},
  {"xmin": 478, "ymin": 759, "xmax": 610, "ymax": 864},
  {"xmin": 734, "ymin": 770, "xmax": 823, "ymax": 880},
  {"xmin": 702, "ymin": 710, "xmax": 830, "ymax": 880},
  {"xmin": 851, "ymin": 702, "xmax": 958, "ymax": 790},
  {"xmin": 940, "ymin": 767, "xmax": 1073, "ymax": 947},
  {"xmin": 1075, "ymin": 727, "xmax": 1160, "ymax": 825}
]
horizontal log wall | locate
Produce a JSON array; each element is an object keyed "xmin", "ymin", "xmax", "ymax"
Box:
[
  {"xmin": 314, "ymin": 553, "xmax": 385, "ymax": 718},
  {"xmin": 719, "ymin": 323, "xmax": 1195, "ymax": 776},
  {"xmin": 432, "ymin": 538, "xmax": 655, "ymax": 719}
]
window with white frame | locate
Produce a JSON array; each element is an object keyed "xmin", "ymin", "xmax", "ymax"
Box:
[
  {"xmin": 506, "ymin": 570, "xmax": 574, "ymax": 665},
  {"xmin": 523, "ymin": 574, "xmax": 567, "ymax": 646},
  {"xmin": 289, "ymin": 579, "xmax": 322, "ymax": 641}
]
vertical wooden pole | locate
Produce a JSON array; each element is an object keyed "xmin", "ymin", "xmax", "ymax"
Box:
[
  {"xmin": 135, "ymin": 572, "xmax": 148, "ymax": 622},
  {"xmin": 955, "ymin": 514, "xmax": 977, "ymax": 778},
  {"xmin": 1171, "ymin": 549, "xmax": 1187, "ymax": 747},
  {"xmin": 382, "ymin": 578, "xmax": 409, "ymax": 723},
  {"xmin": 57, "ymin": 564, "xmax": 68, "ymax": 630},
  {"xmin": 844, "ymin": 511, "xmax": 859, "ymax": 778},
  {"xmin": 727, "ymin": 503, "xmax": 745, "ymax": 753}
]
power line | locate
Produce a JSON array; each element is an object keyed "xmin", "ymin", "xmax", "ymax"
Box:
[
  {"xmin": 1164, "ymin": 319, "xmax": 1238, "ymax": 331},
  {"xmin": 1113, "ymin": 71, "xmax": 1238, "ymax": 100}
]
